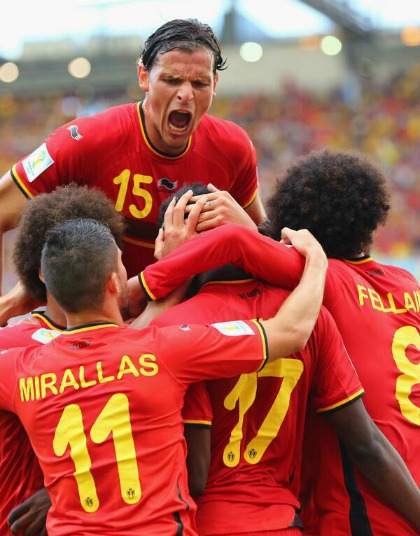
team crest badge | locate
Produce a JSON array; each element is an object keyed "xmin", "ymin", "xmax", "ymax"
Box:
[{"xmin": 158, "ymin": 178, "xmax": 178, "ymax": 191}]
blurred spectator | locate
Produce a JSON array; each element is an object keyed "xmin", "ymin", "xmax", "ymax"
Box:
[{"xmin": 1, "ymin": 66, "xmax": 419, "ymax": 287}]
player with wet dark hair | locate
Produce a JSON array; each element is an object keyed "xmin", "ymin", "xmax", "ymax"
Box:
[{"xmin": 0, "ymin": 18, "xmax": 266, "ymax": 326}]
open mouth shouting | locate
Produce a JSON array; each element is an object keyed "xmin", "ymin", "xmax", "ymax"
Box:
[{"xmin": 169, "ymin": 110, "xmax": 192, "ymax": 133}]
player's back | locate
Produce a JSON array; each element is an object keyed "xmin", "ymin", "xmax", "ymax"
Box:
[
  {"xmin": 153, "ymin": 276, "xmax": 363, "ymax": 535},
  {"xmin": 305, "ymin": 257, "xmax": 420, "ymax": 535},
  {"xmin": 0, "ymin": 313, "xmax": 62, "ymax": 536},
  {"xmin": 2, "ymin": 315, "xmax": 267, "ymax": 535}
]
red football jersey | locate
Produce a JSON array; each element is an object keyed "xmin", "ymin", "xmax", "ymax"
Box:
[
  {"xmin": 0, "ymin": 320, "xmax": 267, "ymax": 535},
  {"xmin": 152, "ymin": 279, "xmax": 363, "ymax": 535},
  {"xmin": 11, "ymin": 103, "xmax": 259, "ymax": 277},
  {"xmin": 0, "ymin": 311, "xmax": 63, "ymax": 536},
  {"xmin": 142, "ymin": 225, "xmax": 420, "ymax": 535}
]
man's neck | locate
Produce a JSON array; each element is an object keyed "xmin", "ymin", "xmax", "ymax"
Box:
[
  {"xmin": 65, "ymin": 306, "xmax": 124, "ymax": 330},
  {"xmin": 44, "ymin": 297, "xmax": 67, "ymax": 327}
]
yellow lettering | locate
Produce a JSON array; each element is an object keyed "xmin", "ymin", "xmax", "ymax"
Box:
[
  {"xmin": 97, "ymin": 361, "xmax": 115, "ymax": 383},
  {"xmin": 415, "ymin": 291, "xmax": 420, "ymax": 312},
  {"xmin": 139, "ymin": 354, "xmax": 159, "ymax": 376},
  {"xmin": 34, "ymin": 376, "xmax": 40, "ymax": 400},
  {"xmin": 368, "ymin": 288, "xmax": 385, "ymax": 311},
  {"xmin": 41, "ymin": 373, "xmax": 58, "ymax": 398},
  {"xmin": 403, "ymin": 293, "xmax": 416, "ymax": 313},
  {"xmin": 357, "ymin": 285, "xmax": 369, "ymax": 306},
  {"xmin": 387, "ymin": 293, "xmax": 407, "ymax": 314},
  {"xmin": 59, "ymin": 369, "xmax": 80, "ymax": 394},
  {"xmin": 79, "ymin": 366, "xmax": 97, "ymax": 388},
  {"xmin": 19, "ymin": 377, "xmax": 36, "ymax": 402},
  {"xmin": 117, "ymin": 355, "xmax": 139, "ymax": 380}
]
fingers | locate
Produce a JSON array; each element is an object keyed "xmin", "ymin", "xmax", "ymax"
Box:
[
  {"xmin": 8, "ymin": 502, "xmax": 30, "ymax": 526},
  {"xmin": 186, "ymin": 194, "xmax": 208, "ymax": 232},
  {"xmin": 280, "ymin": 226, "xmax": 295, "ymax": 245},
  {"xmin": 163, "ymin": 190, "xmax": 194, "ymax": 229},
  {"xmin": 206, "ymin": 182, "xmax": 220, "ymax": 193},
  {"xmin": 154, "ymin": 227, "xmax": 165, "ymax": 260}
]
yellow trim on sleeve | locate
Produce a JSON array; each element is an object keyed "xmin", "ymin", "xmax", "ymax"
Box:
[
  {"xmin": 183, "ymin": 419, "xmax": 212, "ymax": 427},
  {"xmin": 316, "ymin": 388, "xmax": 365, "ymax": 413},
  {"xmin": 250, "ymin": 318, "xmax": 268, "ymax": 371},
  {"xmin": 11, "ymin": 164, "xmax": 35, "ymax": 198},
  {"xmin": 139, "ymin": 271, "xmax": 157, "ymax": 301},
  {"xmin": 242, "ymin": 187, "xmax": 258, "ymax": 209}
]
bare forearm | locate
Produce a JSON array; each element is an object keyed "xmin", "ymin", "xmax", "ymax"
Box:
[
  {"xmin": 262, "ymin": 247, "xmax": 327, "ymax": 359},
  {"xmin": 141, "ymin": 224, "xmax": 304, "ymax": 301},
  {"xmin": 350, "ymin": 432, "xmax": 420, "ymax": 532}
]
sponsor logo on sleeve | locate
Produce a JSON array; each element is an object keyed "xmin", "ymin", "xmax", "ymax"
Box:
[
  {"xmin": 31, "ymin": 328, "xmax": 62, "ymax": 344},
  {"xmin": 22, "ymin": 143, "xmax": 54, "ymax": 183},
  {"xmin": 211, "ymin": 321, "xmax": 255, "ymax": 337}
]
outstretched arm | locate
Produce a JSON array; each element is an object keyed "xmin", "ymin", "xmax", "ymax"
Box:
[
  {"xmin": 327, "ymin": 400, "xmax": 420, "ymax": 532},
  {"xmin": 0, "ymin": 172, "xmax": 32, "ymax": 324},
  {"xmin": 140, "ymin": 223, "xmax": 305, "ymax": 301}
]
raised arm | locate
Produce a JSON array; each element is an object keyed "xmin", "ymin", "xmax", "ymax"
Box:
[
  {"xmin": 140, "ymin": 223, "xmax": 305, "ymax": 301},
  {"xmin": 0, "ymin": 172, "xmax": 32, "ymax": 324}
]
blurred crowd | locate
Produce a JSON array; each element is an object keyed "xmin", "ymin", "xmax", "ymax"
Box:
[{"xmin": 1, "ymin": 64, "xmax": 419, "ymax": 289}]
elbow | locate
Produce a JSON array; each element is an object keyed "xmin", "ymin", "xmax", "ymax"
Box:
[
  {"xmin": 346, "ymin": 434, "xmax": 386, "ymax": 473},
  {"xmin": 288, "ymin": 326, "xmax": 313, "ymax": 354}
]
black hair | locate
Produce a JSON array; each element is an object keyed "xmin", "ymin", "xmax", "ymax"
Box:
[
  {"xmin": 266, "ymin": 148, "xmax": 391, "ymax": 258},
  {"xmin": 41, "ymin": 219, "xmax": 118, "ymax": 313},
  {"xmin": 158, "ymin": 182, "xmax": 211, "ymax": 227},
  {"xmin": 140, "ymin": 18, "xmax": 227, "ymax": 74}
]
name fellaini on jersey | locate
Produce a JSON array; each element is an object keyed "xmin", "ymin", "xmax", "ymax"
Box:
[{"xmin": 357, "ymin": 285, "xmax": 420, "ymax": 314}]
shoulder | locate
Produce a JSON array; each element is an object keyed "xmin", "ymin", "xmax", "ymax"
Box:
[
  {"xmin": 52, "ymin": 102, "xmax": 138, "ymax": 139},
  {"xmin": 381, "ymin": 262, "xmax": 419, "ymax": 284},
  {"xmin": 47, "ymin": 102, "xmax": 139, "ymax": 154},
  {"xmin": 197, "ymin": 114, "xmax": 254, "ymax": 149}
]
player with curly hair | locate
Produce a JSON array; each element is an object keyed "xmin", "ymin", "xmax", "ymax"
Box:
[
  {"xmin": 0, "ymin": 216, "xmax": 327, "ymax": 535},
  {"xmin": 0, "ymin": 184, "xmax": 125, "ymax": 536},
  {"xmin": 140, "ymin": 148, "xmax": 420, "ymax": 536}
]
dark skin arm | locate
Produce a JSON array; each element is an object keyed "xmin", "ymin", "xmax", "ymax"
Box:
[
  {"xmin": 8, "ymin": 487, "xmax": 51, "ymax": 536},
  {"xmin": 184, "ymin": 426, "xmax": 211, "ymax": 498},
  {"xmin": 327, "ymin": 399, "xmax": 420, "ymax": 532}
]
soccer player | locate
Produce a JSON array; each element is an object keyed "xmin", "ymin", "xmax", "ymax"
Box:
[
  {"xmin": 0, "ymin": 184, "xmax": 125, "ymax": 536},
  {"xmin": 138, "ymin": 185, "xmax": 420, "ymax": 535},
  {"xmin": 0, "ymin": 18, "xmax": 266, "ymax": 325},
  {"xmin": 139, "ymin": 150, "xmax": 420, "ymax": 536},
  {"xmin": 0, "ymin": 216, "xmax": 327, "ymax": 535}
]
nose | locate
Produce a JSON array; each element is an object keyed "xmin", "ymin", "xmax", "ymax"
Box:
[{"xmin": 177, "ymin": 82, "xmax": 194, "ymax": 102}]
